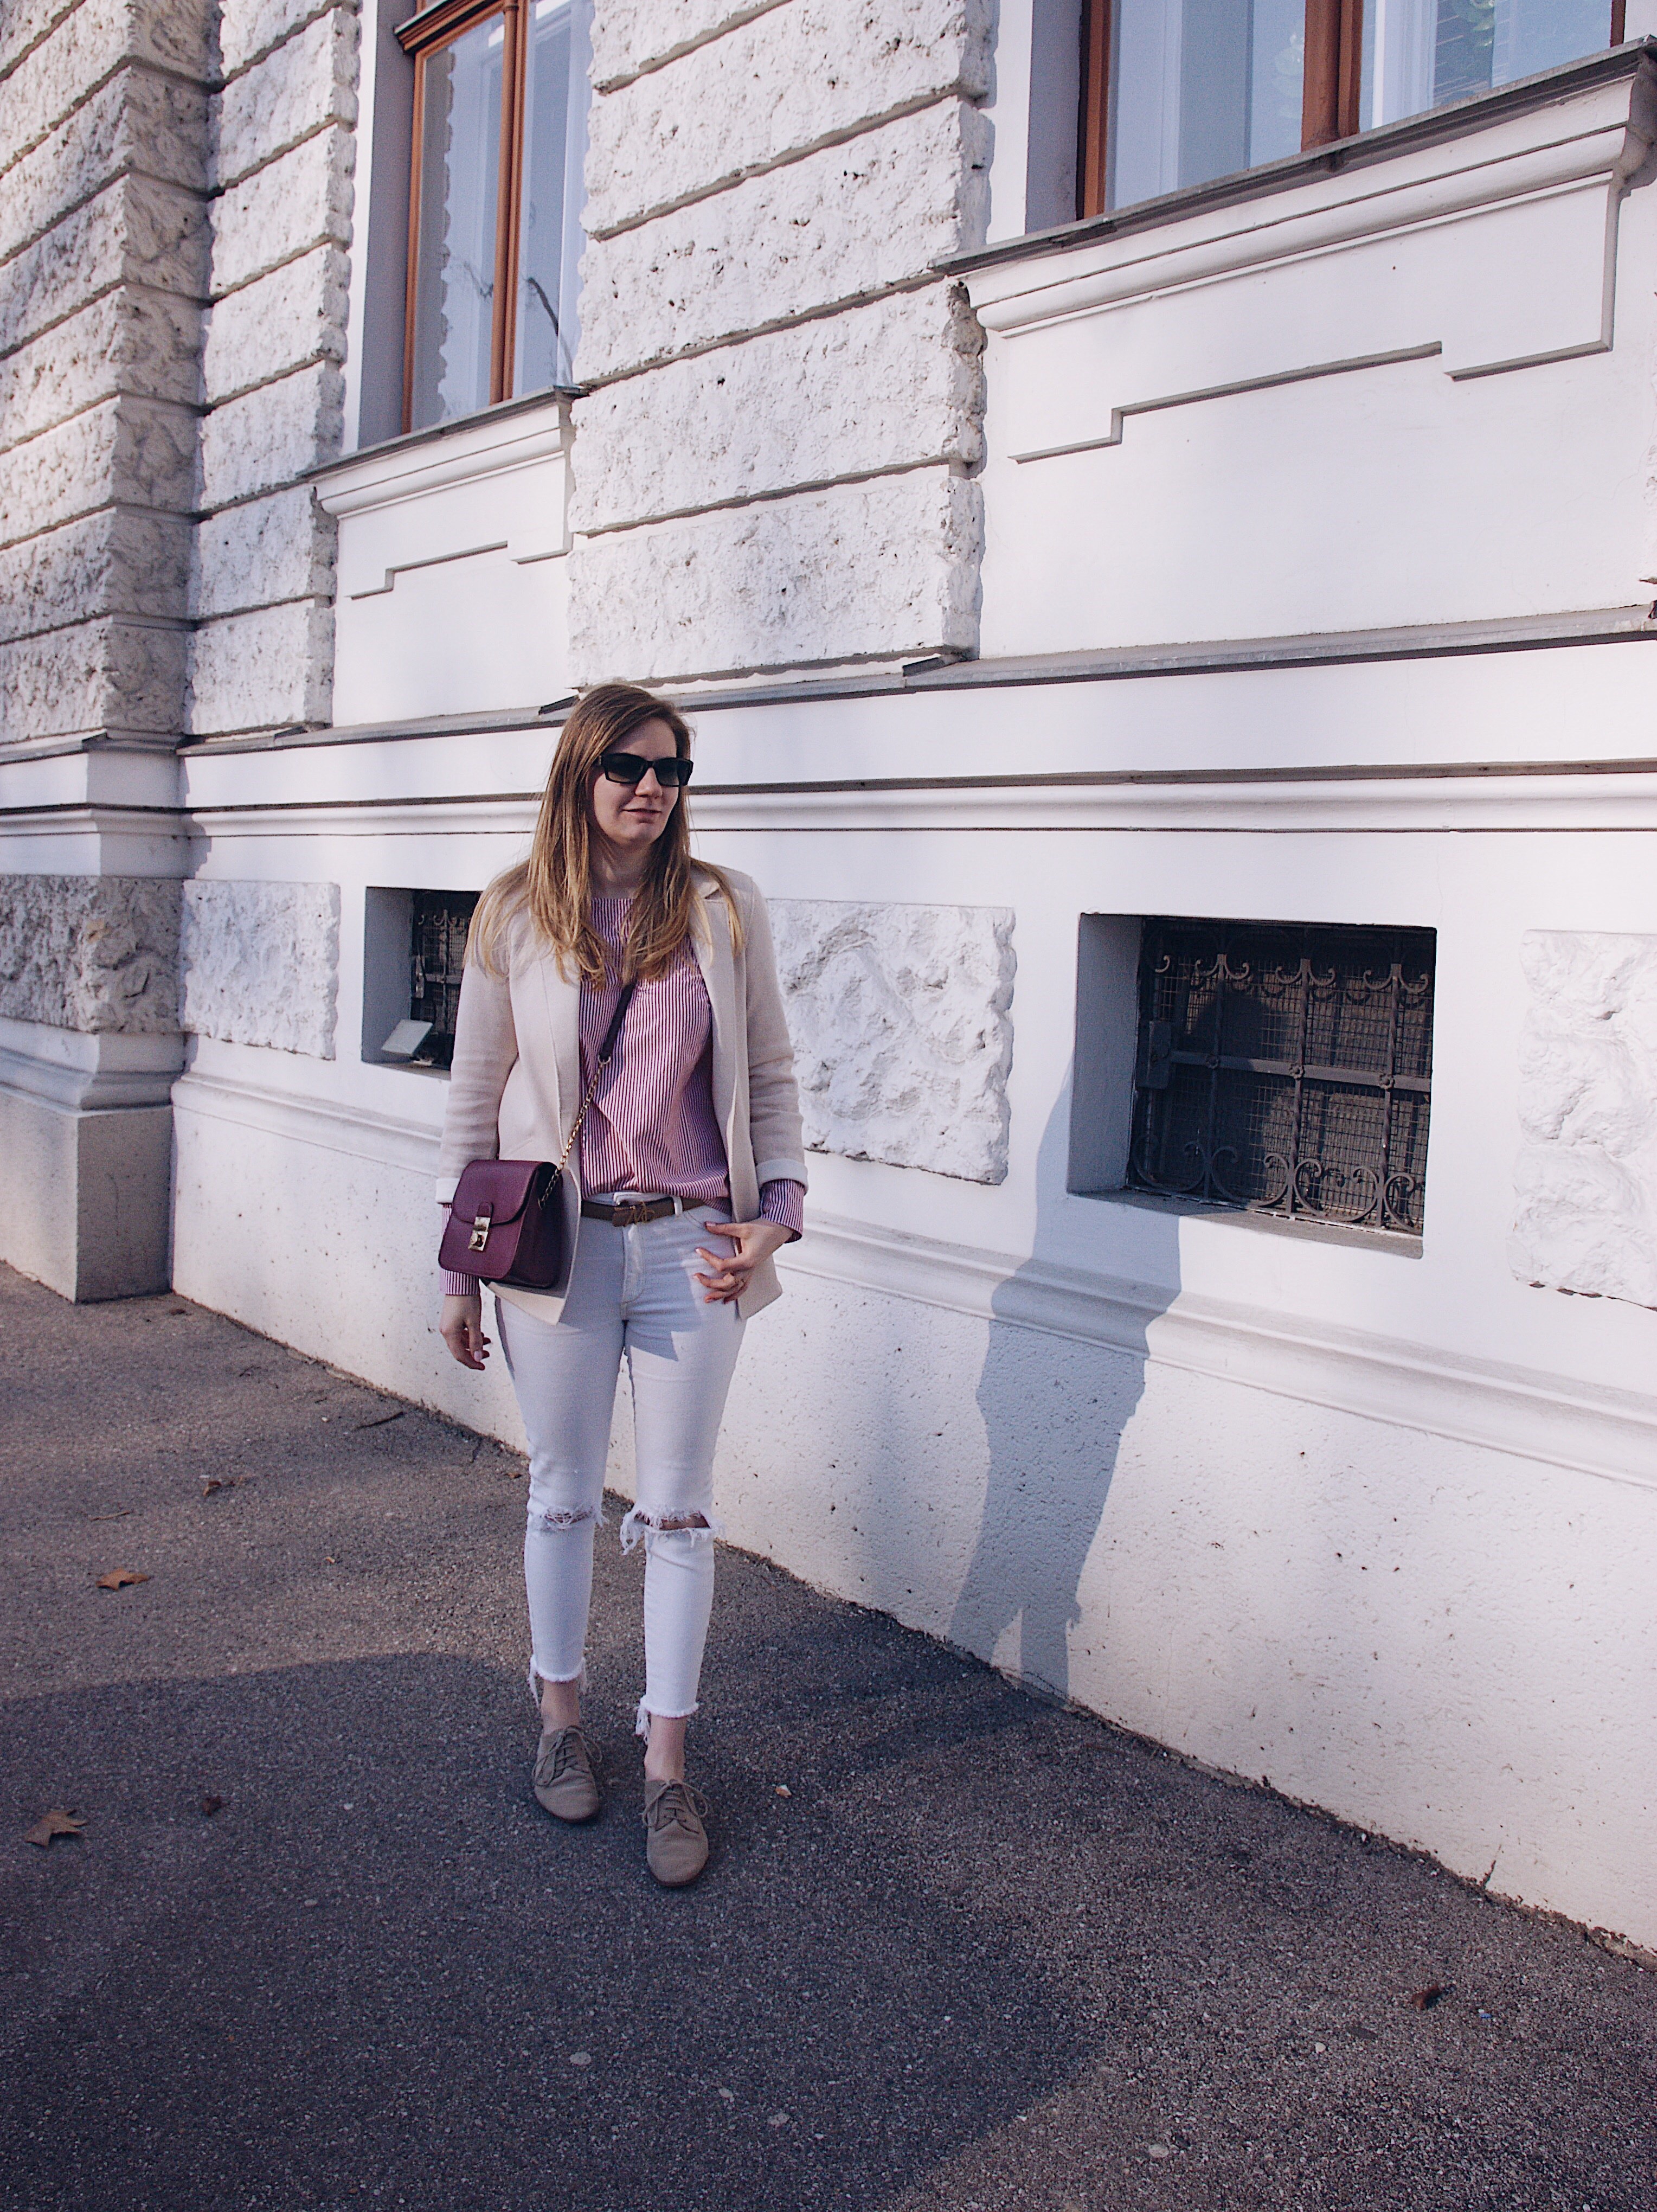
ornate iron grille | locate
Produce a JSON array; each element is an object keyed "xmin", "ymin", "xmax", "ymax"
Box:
[
  {"xmin": 409, "ymin": 892, "xmax": 479, "ymax": 1069},
  {"xmin": 1128, "ymin": 918, "xmax": 1435, "ymax": 1236}
]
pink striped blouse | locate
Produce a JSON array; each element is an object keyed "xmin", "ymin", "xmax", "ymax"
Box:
[{"xmin": 440, "ymin": 892, "xmax": 802, "ymax": 1294}]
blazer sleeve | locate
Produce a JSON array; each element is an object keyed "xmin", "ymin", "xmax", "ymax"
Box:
[
  {"xmin": 435, "ymin": 944, "xmax": 519, "ymax": 1200},
  {"xmin": 736, "ymin": 876, "xmax": 808, "ymax": 1190}
]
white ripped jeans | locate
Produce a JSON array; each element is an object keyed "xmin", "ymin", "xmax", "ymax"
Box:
[{"xmin": 494, "ymin": 1202, "xmax": 744, "ymax": 1737}]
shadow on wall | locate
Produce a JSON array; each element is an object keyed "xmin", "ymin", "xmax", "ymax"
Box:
[{"xmin": 950, "ymin": 1068, "xmax": 1181, "ymax": 1701}]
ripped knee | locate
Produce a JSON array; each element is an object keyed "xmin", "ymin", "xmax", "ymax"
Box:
[{"xmin": 619, "ymin": 1505, "xmax": 721, "ymax": 1554}]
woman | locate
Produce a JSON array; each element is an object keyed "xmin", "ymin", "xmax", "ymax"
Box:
[{"xmin": 436, "ymin": 683, "xmax": 806, "ymax": 1888}]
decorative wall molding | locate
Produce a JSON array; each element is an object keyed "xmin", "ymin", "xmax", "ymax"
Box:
[
  {"xmin": 0, "ymin": 874, "xmax": 181, "ymax": 1034},
  {"xmin": 1512, "ymin": 930, "xmax": 1657, "ymax": 1310},
  {"xmin": 770, "ymin": 897, "xmax": 1015, "ymax": 1182},
  {"xmin": 785, "ymin": 1211, "xmax": 1657, "ymax": 1491},
  {"xmin": 174, "ymin": 759, "xmax": 1657, "ymax": 845},
  {"xmin": 969, "ymin": 62, "xmax": 1657, "ymax": 483},
  {"xmin": 179, "ymin": 880, "xmax": 340, "ymax": 1057},
  {"xmin": 169, "ymin": 1066, "xmax": 1657, "ymax": 1490}
]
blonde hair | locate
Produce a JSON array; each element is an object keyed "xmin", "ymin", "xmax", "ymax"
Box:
[{"xmin": 468, "ymin": 682, "xmax": 741, "ymax": 983}]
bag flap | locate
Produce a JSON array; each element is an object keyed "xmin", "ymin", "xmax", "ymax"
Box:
[{"xmin": 449, "ymin": 1158, "xmax": 550, "ymax": 1231}]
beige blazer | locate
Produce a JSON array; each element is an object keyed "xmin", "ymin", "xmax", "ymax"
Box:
[{"xmin": 436, "ymin": 867, "xmax": 807, "ymax": 1322}]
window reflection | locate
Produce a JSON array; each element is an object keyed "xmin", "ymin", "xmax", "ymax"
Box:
[
  {"xmin": 515, "ymin": 0, "xmax": 590, "ymax": 394},
  {"xmin": 410, "ymin": 14, "xmax": 504, "ymax": 431},
  {"xmin": 1109, "ymin": 0, "xmax": 1307, "ymax": 204},
  {"xmin": 1361, "ymin": 0, "xmax": 1615, "ymax": 126},
  {"xmin": 1100, "ymin": 0, "xmax": 1619, "ymax": 214}
]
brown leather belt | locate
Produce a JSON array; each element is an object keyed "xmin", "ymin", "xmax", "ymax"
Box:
[{"xmin": 580, "ymin": 1195, "xmax": 683, "ymax": 1227}]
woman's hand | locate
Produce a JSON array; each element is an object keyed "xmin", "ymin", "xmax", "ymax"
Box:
[
  {"xmin": 694, "ymin": 1218, "xmax": 791, "ymax": 1304},
  {"xmin": 440, "ymin": 1293, "xmax": 491, "ymax": 1369}
]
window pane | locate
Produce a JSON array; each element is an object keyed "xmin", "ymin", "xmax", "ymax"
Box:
[
  {"xmin": 410, "ymin": 14, "xmax": 505, "ymax": 432},
  {"xmin": 1361, "ymin": 0, "xmax": 1613, "ymax": 127},
  {"xmin": 514, "ymin": 0, "xmax": 591, "ymax": 394},
  {"xmin": 1109, "ymin": 0, "xmax": 1306, "ymax": 208}
]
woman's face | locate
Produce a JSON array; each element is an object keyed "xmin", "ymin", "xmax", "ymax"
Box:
[{"xmin": 588, "ymin": 717, "xmax": 682, "ymax": 858}]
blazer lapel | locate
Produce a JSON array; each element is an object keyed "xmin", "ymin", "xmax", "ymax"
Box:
[
  {"xmin": 692, "ymin": 884, "xmax": 739, "ymax": 1153},
  {"xmin": 538, "ymin": 946, "xmax": 581, "ymax": 1144}
]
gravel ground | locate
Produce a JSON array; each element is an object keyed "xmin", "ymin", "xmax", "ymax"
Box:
[{"xmin": 1, "ymin": 1265, "xmax": 1653, "ymax": 2212}]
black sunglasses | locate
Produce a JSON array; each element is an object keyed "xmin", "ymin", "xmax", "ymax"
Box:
[{"xmin": 598, "ymin": 750, "xmax": 693, "ymax": 788}]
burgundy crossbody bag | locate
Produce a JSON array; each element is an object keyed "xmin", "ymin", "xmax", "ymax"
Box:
[{"xmin": 438, "ymin": 979, "xmax": 637, "ymax": 1291}]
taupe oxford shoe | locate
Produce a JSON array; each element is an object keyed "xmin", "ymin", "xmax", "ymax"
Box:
[
  {"xmin": 532, "ymin": 1726, "xmax": 601, "ymax": 1822},
  {"xmin": 642, "ymin": 1779, "xmax": 710, "ymax": 1887}
]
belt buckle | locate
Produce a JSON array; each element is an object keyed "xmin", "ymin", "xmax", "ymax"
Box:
[{"xmin": 616, "ymin": 1200, "xmax": 653, "ymax": 1227}]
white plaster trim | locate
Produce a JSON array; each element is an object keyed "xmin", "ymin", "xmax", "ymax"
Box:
[
  {"xmin": 314, "ymin": 401, "xmax": 570, "ymax": 520},
  {"xmin": 968, "ymin": 87, "xmax": 1647, "ymax": 333},
  {"xmin": 784, "ymin": 1210, "xmax": 1657, "ymax": 1490},
  {"xmin": 175, "ymin": 766, "xmax": 1657, "ymax": 843},
  {"xmin": 0, "ymin": 1014, "xmax": 183, "ymax": 1109},
  {"xmin": 171, "ymin": 1070, "xmax": 443, "ymax": 1178},
  {"xmin": 169, "ymin": 1069, "xmax": 1657, "ymax": 1489}
]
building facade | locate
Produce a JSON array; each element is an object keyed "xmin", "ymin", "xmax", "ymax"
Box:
[{"xmin": 3, "ymin": 0, "xmax": 1655, "ymax": 1946}]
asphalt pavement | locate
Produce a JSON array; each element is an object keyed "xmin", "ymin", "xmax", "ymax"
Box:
[{"xmin": 2, "ymin": 1264, "xmax": 1653, "ymax": 2212}]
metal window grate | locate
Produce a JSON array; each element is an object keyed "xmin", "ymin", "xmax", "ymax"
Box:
[
  {"xmin": 409, "ymin": 892, "xmax": 479, "ymax": 1069},
  {"xmin": 1127, "ymin": 918, "xmax": 1436, "ymax": 1236}
]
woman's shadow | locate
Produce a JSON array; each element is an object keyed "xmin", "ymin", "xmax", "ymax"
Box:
[{"xmin": 949, "ymin": 1065, "xmax": 1181, "ymax": 1701}]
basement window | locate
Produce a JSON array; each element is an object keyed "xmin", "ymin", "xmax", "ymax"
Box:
[
  {"xmin": 1071, "ymin": 914, "xmax": 1436, "ymax": 1241},
  {"xmin": 363, "ymin": 888, "xmax": 479, "ymax": 1070}
]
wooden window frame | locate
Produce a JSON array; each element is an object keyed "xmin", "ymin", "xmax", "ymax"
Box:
[
  {"xmin": 1078, "ymin": 0, "xmax": 1629, "ymax": 220},
  {"xmin": 397, "ymin": 0, "xmax": 529, "ymax": 434}
]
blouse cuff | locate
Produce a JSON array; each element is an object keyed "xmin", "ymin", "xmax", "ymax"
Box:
[
  {"xmin": 440, "ymin": 1271, "xmax": 478, "ymax": 1299},
  {"xmin": 759, "ymin": 1179, "xmax": 805, "ymax": 1240}
]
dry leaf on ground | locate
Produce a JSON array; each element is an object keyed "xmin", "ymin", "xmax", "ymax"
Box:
[
  {"xmin": 25, "ymin": 1808, "xmax": 85, "ymax": 1846},
  {"xmin": 200, "ymin": 1793, "xmax": 223, "ymax": 1817},
  {"xmin": 95, "ymin": 1569, "xmax": 149, "ymax": 1589},
  {"xmin": 1409, "ymin": 1983, "xmax": 1446, "ymax": 2010}
]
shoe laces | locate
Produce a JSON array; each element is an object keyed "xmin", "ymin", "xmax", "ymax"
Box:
[
  {"xmin": 644, "ymin": 1780, "xmax": 708, "ymax": 1833},
  {"xmin": 537, "ymin": 1726, "xmax": 598, "ymax": 1786}
]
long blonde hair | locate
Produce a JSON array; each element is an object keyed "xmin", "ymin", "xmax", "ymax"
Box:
[{"xmin": 468, "ymin": 682, "xmax": 741, "ymax": 983}]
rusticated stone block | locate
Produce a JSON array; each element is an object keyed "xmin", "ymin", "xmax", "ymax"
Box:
[
  {"xmin": 180, "ymin": 880, "xmax": 339, "ymax": 1057},
  {"xmin": 221, "ymin": 0, "xmax": 355, "ymax": 79},
  {"xmin": 1, "ymin": 395, "xmax": 197, "ymax": 541},
  {"xmin": 1511, "ymin": 931, "xmax": 1657, "ymax": 1308},
  {"xmin": 1, "ymin": 68, "xmax": 207, "ymax": 268},
  {"xmin": 0, "ymin": 618, "xmax": 187, "ymax": 741},
  {"xmin": 0, "ymin": 0, "xmax": 211, "ymax": 156},
  {"xmin": 212, "ymin": 8, "xmax": 359, "ymax": 192},
  {"xmin": 590, "ymin": 0, "xmax": 783, "ymax": 89},
  {"xmin": 210, "ymin": 125, "xmax": 354, "ymax": 297},
  {"xmin": 569, "ymin": 285, "xmax": 982, "ymax": 532},
  {"xmin": 0, "ymin": 292, "xmax": 203, "ymax": 451},
  {"xmin": 0, "ymin": 875, "xmax": 180, "ymax": 1034},
  {"xmin": 191, "ymin": 486, "xmax": 335, "ymax": 619},
  {"xmin": 0, "ymin": 508, "xmax": 191, "ymax": 643},
  {"xmin": 769, "ymin": 897, "xmax": 1015, "ymax": 1183},
  {"xmin": 569, "ymin": 467, "xmax": 980, "ymax": 681},
  {"xmin": 187, "ymin": 599, "xmax": 333, "ymax": 735},
  {"xmin": 202, "ymin": 243, "xmax": 350, "ymax": 403},
  {"xmin": 0, "ymin": 173, "xmax": 209, "ymax": 360},
  {"xmin": 0, "ymin": 0, "xmax": 77, "ymax": 81},
  {"xmin": 578, "ymin": 100, "xmax": 991, "ymax": 382},
  {"xmin": 587, "ymin": 0, "xmax": 992, "ymax": 238},
  {"xmin": 198, "ymin": 361, "xmax": 344, "ymax": 508}
]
